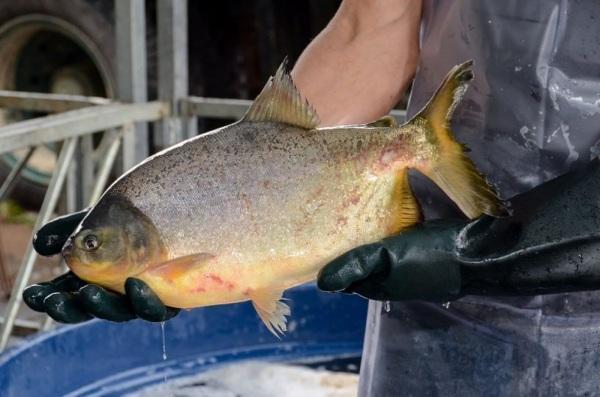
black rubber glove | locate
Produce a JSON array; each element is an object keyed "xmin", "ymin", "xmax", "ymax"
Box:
[
  {"xmin": 318, "ymin": 221, "xmax": 464, "ymax": 301},
  {"xmin": 24, "ymin": 209, "xmax": 179, "ymax": 323},
  {"xmin": 318, "ymin": 161, "xmax": 600, "ymax": 301}
]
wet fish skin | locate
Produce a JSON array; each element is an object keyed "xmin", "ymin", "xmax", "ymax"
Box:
[
  {"xmin": 63, "ymin": 60, "xmax": 504, "ymax": 335},
  {"xmin": 74, "ymin": 121, "xmax": 422, "ymax": 299}
]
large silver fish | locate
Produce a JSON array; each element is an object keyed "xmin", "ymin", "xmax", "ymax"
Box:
[{"xmin": 63, "ymin": 60, "xmax": 504, "ymax": 335}]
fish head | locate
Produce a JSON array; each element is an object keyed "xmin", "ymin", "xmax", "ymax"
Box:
[{"xmin": 62, "ymin": 196, "xmax": 166, "ymax": 291}]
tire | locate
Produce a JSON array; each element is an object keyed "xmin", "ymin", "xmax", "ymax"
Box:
[{"xmin": 0, "ymin": 0, "xmax": 115, "ymax": 209}]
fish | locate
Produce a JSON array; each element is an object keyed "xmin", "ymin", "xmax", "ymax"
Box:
[{"xmin": 62, "ymin": 60, "xmax": 505, "ymax": 336}]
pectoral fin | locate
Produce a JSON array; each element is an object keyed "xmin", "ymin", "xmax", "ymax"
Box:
[
  {"xmin": 248, "ymin": 288, "xmax": 290, "ymax": 338},
  {"xmin": 146, "ymin": 253, "xmax": 215, "ymax": 281}
]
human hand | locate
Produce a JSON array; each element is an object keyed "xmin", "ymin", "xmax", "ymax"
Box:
[
  {"xmin": 24, "ymin": 210, "xmax": 179, "ymax": 323},
  {"xmin": 317, "ymin": 221, "xmax": 465, "ymax": 301}
]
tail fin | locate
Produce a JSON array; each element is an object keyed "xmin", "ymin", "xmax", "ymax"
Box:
[{"xmin": 412, "ymin": 60, "xmax": 506, "ymax": 218}]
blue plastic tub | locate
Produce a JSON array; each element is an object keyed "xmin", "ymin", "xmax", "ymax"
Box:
[{"xmin": 0, "ymin": 285, "xmax": 367, "ymax": 396}]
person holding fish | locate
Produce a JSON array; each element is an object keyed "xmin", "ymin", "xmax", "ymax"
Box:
[{"xmin": 24, "ymin": 0, "xmax": 600, "ymax": 395}]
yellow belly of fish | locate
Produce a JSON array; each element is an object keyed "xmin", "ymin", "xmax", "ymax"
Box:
[
  {"xmin": 137, "ymin": 253, "xmax": 323, "ymax": 308},
  {"xmin": 137, "ymin": 167, "xmax": 414, "ymax": 310}
]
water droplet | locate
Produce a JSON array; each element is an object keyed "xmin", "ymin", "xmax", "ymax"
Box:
[
  {"xmin": 161, "ymin": 321, "xmax": 167, "ymax": 361},
  {"xmin": 442, "ymin": 302, "xmax": 451, "ymax": 309},
  {"xmin": 160, "ymin": 321, "xmax": 169, "ymax": 387},
  {"xmin": 383, "ymin": 301, "xmax": 391, "ymax": 312}
]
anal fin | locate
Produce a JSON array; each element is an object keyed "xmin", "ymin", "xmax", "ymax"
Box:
[
  {"xmin": 389, "ymin": 168, "xmax": 421, "ymax": 233},
  {"xmin": 248, "ymin": 288, "xmax": 290, "ymax": 338}
]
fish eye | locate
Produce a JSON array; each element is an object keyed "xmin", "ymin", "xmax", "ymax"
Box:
[{"xmin": 83, "ymin": 234, "xmax": 100, "ymax": 251}]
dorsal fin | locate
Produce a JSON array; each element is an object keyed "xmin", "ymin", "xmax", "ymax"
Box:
[
  {"xmin": 243, "ymin": 59, "xmax": 320, "ymax": 129},
  {"xmin": 366, "ymin": 115, "xmax": 398, "ymax": 128}
]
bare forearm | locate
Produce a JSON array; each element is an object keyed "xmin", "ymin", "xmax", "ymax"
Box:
[{"xmin": 292, "ymin": 0, "xmax": 422, "ymax": 126}]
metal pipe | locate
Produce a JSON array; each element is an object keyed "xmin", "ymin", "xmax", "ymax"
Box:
[
  {"xmin": 116, "ymin": 0, "xmax": 149, "ymax": 170},
  {"xmin": 0, "ymin": 146, "xmax": 35, "ymax": 202},
  {"xmin": 91, "ymin": 128, "xmax": 118, "ymax": 163},
  {"xmin": 155, "ymin": 0, "xmax": 190, "ymax": 148},
  {"xmin": 0, "ymin": 101, "xmax": 168, "ymax": 155},
  {"xmin": 89, "ymin": 130, "xmax": 122, "ymax": 203},
  {"xmin": 0, "ymin": 90, "xmax": 112, "ymax": 113},
  {"xmin": 80, "ymin": 135, "xmax": 95, "ymax": 206},
  {"xmin": 390, "ymin": 109, "xmax": 407, "ymax": 122},
  {"xmin": 66, "ymin": 141, "xmax": 81, "ymax": 212},
  {"xmin": 180, "ymin": 96, "xmax": 408, "ymax": 122},
  {"xmin": 0, "ymin": 315, "xmax": 42, "ymax": 331},
  {"xmin": 0, "ymin": 225, "xmax": 9, "ymax": 300},
  {"xmin": 180, "ymin": 97, "xmax": 252, "ymax": 120},
  {"xmin": 0, "ymin": 138, "xmax": 77, "ymax": 351}
]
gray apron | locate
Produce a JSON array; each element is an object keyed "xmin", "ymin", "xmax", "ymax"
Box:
[{"xmin": 358, "ymin": 1, "xmax": 600, "ymax": 396}]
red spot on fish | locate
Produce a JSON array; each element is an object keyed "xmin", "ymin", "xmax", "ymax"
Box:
[
  {"xmin": 374, "ymin": 142, "xmax": 409, "ymax": 174},
  {"xmin": 206, "ymin": 274, "xmax": 235, "ymax": 291},
  {"xmin": 375, "ymin": 152, "xmax": 394, "ymax": 172},
  {"xmin": 341, "ymin": 187, "xmax": 361, "ymax": 209},
  {"xmin": 337, "ymin": 216, "xmax": 348, "ymax": 226},
  {"xmin": 192, "ymin": 285, "xmax": 206, "ymax": 293},
  {"xmin": 208, "ymin": 274, "xmax": 223, "ymax": 283}
]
